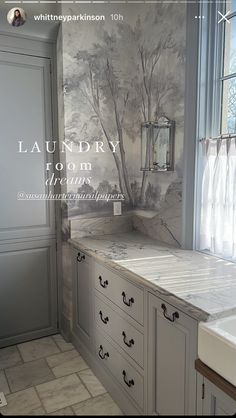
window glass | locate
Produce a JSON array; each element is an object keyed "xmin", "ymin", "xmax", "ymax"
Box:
[
  {"xmin": 230, "ymin": 0, "xmax": 236, "ymax": 11},
  {"xmin": 221, "ymin": 78, "xmax": 236, "ymax": 133},
  {"xmin": 223, "ymin": 17, "xmax": 236, "ymax": 76}
]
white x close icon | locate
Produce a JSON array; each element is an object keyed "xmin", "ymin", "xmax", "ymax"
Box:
[{"xmin": 218, "ymin": 10, "xmax": 231, "ymax": 24}]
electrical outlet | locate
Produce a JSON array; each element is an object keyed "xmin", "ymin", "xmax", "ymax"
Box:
[
  {"xmin": 0, "ymin": 392, "xmax": 7, "ymax": 408},
  {"xmin": 113, "ymin": 201, "xmax": 122, "ymax": 216}
]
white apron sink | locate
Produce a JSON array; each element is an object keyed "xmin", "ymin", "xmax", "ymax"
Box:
[{"xmin": 198, "ymin": 315, "xmax": 236, "ymax": 387}]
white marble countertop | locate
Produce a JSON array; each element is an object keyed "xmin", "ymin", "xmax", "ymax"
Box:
[{"xmin": 69, "ymin": 231, "xmax": 236, "ymax": 322}]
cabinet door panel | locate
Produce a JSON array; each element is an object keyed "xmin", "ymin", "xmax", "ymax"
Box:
[
  {"xmin": 72, "ymin": 249, "xmax": 92, "ymax": 349},
  {"xmin": 156, "ymin": 315, "xmax": 186, "ymax": 414},
  {"xmin": 148, "ymin": 293, "xmax": 198, "ymax": 415},
  {"xmin": 0, "ymin": 239, "xmax": 57, "ymax": 347},
  {"xmin": 203, "ymin": 378, "xmax": 236, "ymax": 416},
  {"xmin": 0, "ymin": 52, "xmax": 55, "ymax": 240}
]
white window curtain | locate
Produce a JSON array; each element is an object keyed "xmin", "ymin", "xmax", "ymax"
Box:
[{"xmin": 200, "ymin": 137, "xmax": 236, "ymax": 261}]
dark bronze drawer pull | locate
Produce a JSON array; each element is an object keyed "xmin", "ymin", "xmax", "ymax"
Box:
[
  {"xmin": 99, "ymin": 310, "xmax": 109, "ymax": 324},
  {"xmin": 161, "ymin": 303, "xmax": 179, "ymax": 322},
  {"xmin": 122, "ymin": 291, "xmax": 134, "ymax": 307},
  {"xmin": 99, "ymin": 275, "xmax": 108, "ymax": 288},
  {"xmin": 99, "ymin": 345, "xmax": 109, "ymax": 360},
  {"xmin": 122, "ymin": 331, "xmax": 134, "ymax": 348},
  {"xmin": 122, "ymin": 370, "xmax": 134, "ymax": 388},
  {"xmin": 77, "ymin": 252, "xmax": 85, "ymax": 262}
]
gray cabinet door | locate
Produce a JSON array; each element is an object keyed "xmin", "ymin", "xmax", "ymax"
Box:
[
  {"xmin": 0, "ymin": 47, "xmax": 58, "ymax": 346},
  {"xmin": 0, "ymin": 51, "xmax": 55, "ymax": 241},
  {"xmin": 72, "ymin": 249, "xmax": 92, "ymax": 349},
  {"xmin": 0, "ymin": 239, "xmax": 57, "ymax": 348},
  {"xmin": 201, "ymin": 377, "xmax": 236, "ymax": 416},
  {"xmin": 148, "ymin": 293, "xmax": 198, "ymax": 415}
]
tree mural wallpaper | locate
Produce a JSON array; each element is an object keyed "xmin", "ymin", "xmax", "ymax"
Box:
[{"xmin": 59, "ymin": 2, "xmax": 186, "ymax": 244}]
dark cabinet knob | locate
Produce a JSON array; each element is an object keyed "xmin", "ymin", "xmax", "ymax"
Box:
[
  {"xmin": 122, "ymin": 291, "xmax": 134, "ymax": 307},
  {"xmin": 99, "ymin": 275, "xmax": 108, "ymax": 288},
  {"xmin": 122, "ymin": 331, "xmax": 134, "ymax": 348},
  {"xmin": 99, "ymin": 345, "xmax": 109, "ymax": 360},
  {"xmin": 77, "ymin": 252, "xmax": 85, "ymax": 262},
  {"xmin": 99, "ymin": 310, "xmax": 109, "ymax": 324},
  {"xmin": 122, "ymin": 370, "xmax": 134, "ymax": 387},
  {"xmin": 161, "ymin": 303, "xmax": 179, "ymax": 323}
]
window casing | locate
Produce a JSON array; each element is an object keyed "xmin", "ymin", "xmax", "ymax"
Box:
[
  {"xmin": 221, "ymin": 9, "xmax": 236, "ymax": 133},
  {"xmin": 195, "ymin": 1, "xmax": 236, "ymax": 260}
]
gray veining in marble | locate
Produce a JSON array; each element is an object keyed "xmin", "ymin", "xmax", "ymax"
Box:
[
  {"xmin": 70, "ymin": 215, "xmax": 133, "ymax": 239},
  {"xmin": 70, "ymin": 231, "xmax": 236, "ymax": 322}
]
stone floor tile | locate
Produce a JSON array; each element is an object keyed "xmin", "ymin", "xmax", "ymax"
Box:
[
  {"xmin": 0, "ymin": 387, "xmax": 45, "ymax": 415},
  {"xmin": 46, "ymin": 350, "xmax": 88, "ymax": 378},
  {"xmin": 47, "ymin": 406, "xmax": 74, "ymax": 415},
  {"xmin": 5, "ymin": 358, "xmax": 54, "ymax": 393},
  {"xmin": 72, "ymin": 393, "xmax": 123, "ymax": 416},
  {"xmin": 78, "ymin": 369, "xmax": 106, "ymax": 397},
  {"xmin": 0, "ymin": 346, "xmax": 22, "ymax": 370},
  {"xmin": 0, "ymin": 371, "xmax": 10, "ymax": 395},
  {"xmin": 52, "ymin": 335, "xmax": 74, "ymax": 352},
  {"xmin": 17, "ymin": 337, "xmax": 60, "ymax": 362},
  {"xmin": 36, "ymin": 374, "xmax": 90, "ymax": 414}
]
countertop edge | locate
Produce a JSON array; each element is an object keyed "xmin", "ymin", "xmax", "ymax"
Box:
[{"xmin": 69, "ymin": 237, "xmax": 211, "ymax": 322}]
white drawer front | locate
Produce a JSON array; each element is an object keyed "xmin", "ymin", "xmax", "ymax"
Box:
[
  {"xmin": 94, "ymin": 262, "xmax": 144, "ymax": 325},
  {"xmin": 95, "ymin": 294, "xmax": 144, "ymax": 368},
  {"xmin": 95, "ymin": 327, "xmax": 144, "ymax": 410}
]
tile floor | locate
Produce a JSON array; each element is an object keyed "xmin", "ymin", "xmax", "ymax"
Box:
[{"xmin": 0, "ymin": 334, "xmax": 123, "ymax": 416}]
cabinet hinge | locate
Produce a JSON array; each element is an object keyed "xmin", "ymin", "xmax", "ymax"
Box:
[{"xmin": 202, "ymin": 383, "xmax": 205, "ymax": 400}]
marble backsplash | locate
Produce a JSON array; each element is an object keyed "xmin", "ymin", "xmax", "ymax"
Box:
[
  {"xmin": 70, "ymin": 214, "xmax": 133, "ymax": 239},
  {"xmin": 70, "ymin": 211, "xmax": 181, "ymax": 248}
]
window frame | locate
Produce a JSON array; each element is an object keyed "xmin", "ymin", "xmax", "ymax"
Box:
[
  {"xmin": 182, "ymin": 0, "xmax": 233, "ymax": 250},
  {"xmin": 194, "ymin": 1, "xmax": 236, "ymax": 253},
  {"xmin": 220, "ymin": 10, "xmax": 236, "ymax": 134}
]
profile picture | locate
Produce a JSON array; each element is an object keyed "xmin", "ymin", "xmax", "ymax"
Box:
[{"xmin": 7, "ymin": 8, "xmax": 26, "ymax": 27}]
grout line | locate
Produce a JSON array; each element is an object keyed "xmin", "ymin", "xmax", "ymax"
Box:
[
  {"xmin": 2, "ymin": 360, "xmax": 56, "ymax": 396},
  {"xmin": 1, "ymin": 369, "xmax": 11, "ymax": 396},
  {"xmin": 52, "ymin": 335, "xmax": 64, "ymax": 353},
  {"xmin": 34, "ymin": 384, "xmax": 47, "ymax": 412},
  {"xmin": 35, "ymin": 372, "xmax": 92, "ymax": 414},
  {"xmin": 76, "ymin": 370, "xmax": 107, "ymax": 398},
  {"xmin": 76, "ymin": 371, "xmax": 94, "ymax": 398},
  {"xmin": 15, "ymin": 345, "xmax": 25, "ymax": 366}
]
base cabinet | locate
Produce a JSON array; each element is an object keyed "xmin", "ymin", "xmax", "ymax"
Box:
[
  {"xmin": 148, "ymin": 293, "xmax": 198, "ymax": 415},
  {"xmin": 71, "ymin": 246, "xmax": 200, "ymax": 415},
  {"xmin": 197, "ymin": 374, "xmax": 236, "ymax": 416},
  {"xmin": 72, "ymin": 248, "xmax": 92, "ymax": 350}
]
